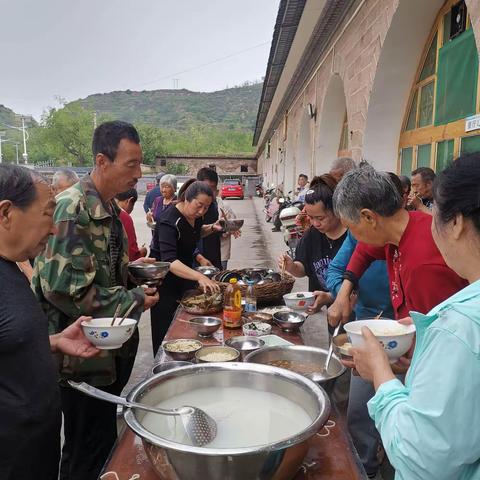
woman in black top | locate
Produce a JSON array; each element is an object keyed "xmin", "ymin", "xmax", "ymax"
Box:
[
  {"xmin": 279, "ymin": 174, "xmax": 347, "ymax": 313},
  {"xmin": 0, "ymin": 165, "xmax": 98, "ymax": 480},
  {"xmin": 150, "ymin": 180, "xmax": 222, "ymax": 354}
]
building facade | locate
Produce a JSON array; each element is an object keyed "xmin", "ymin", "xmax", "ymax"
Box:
[{"xmin": 255, "ymin": 0, "xmax": 480, "ymax": 191}]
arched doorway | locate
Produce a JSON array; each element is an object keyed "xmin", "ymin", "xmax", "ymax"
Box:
[
  {"xmin": 362, "ymin": 0, "xmax": 448, "ymax": 171},
  {"xmin": 296, "ymin": 109, "xmax": 313, "ymax": 181},
  {"xmin": 315, "ymin": 74, "xmax": 348, "ymax": 175}
]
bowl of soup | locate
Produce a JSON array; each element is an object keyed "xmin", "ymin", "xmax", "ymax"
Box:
[
  {"xmin": 344, "ymin": 319, "xmax": 416, "ymax": 362},
  {"xmin": 123, "ymin": 363, "xmax": 330, "ymax": 480}
]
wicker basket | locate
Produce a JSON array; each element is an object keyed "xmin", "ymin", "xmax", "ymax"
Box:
[{"xmin": 213, "ymin": 270, "xmax": 295, "ymax": 304}]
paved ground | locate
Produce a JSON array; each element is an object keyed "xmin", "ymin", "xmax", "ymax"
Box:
[{"xmin": 124, "ymin": 196, "xmax": 327, "ymax": 392}]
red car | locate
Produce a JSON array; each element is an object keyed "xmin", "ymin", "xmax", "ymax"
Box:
[{"xmin": 220, "ymin": 179, "xmax": 244, "ymax": 200}]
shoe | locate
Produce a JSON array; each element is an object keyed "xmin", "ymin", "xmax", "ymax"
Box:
[{"xmin": 271, "ymin": 227, "xmax": 280, "ymax": 232}]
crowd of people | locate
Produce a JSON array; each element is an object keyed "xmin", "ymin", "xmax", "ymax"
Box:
[{"xmin": 0, "ymin": 117, "xmax": 479, "ymax": 480}]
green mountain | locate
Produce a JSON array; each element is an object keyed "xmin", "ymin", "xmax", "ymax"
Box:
[{"xmin": 73, "ymin": 82, "xmax": 262, "ymax": 131}]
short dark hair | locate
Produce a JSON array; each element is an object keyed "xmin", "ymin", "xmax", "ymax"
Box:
[
  {"xmin": 305, "ymin": 174, "xmax": 338, "ymax": 211},
  {"xmin": 411, "ymin": 167, "xmax": 436, "ymax": 184},
  {"xmin": 0, "ymin": 164, "xmax": 47, "ymax": 210},
  {"xmin": 433, "ymin": 154, "xmax": 480, "ymax": 231},
  {"xmin": 386, "ymin": 172, "xmax": 404, "ymax": 197},
  {"xmin": 115, "ymin": 188, "xmax": 138, "ymax": 203},
  {"xmin": 92, "ymin": 121, "xmax": 140, "ymax": 161},
  {"xmin": 298, "ymin": 174, "xmax": 308, "ymax": 181},
  {"xmin": 197, "ymin": 167, "xmax": 219, "ymax": 186},
  {"xmin": 178, "ymin": 179, "xmax": 214, "ymax": 202},
  {"xmin": 398, "ymin": 175, "xmax": 411, "ymax": 194}
]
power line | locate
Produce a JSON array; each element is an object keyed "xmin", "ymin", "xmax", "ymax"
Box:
[{"xmin": 134, "ymin": 41, "xmax": 270, "ymax": 89}]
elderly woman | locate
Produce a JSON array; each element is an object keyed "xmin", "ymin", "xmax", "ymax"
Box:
[
  {"xmin": 349, "ymin": 154, "xmax": 480, "ymax": 479},
  {"xmin": 150, "ymin": 173, "xmax": 177, "ymax": 221},
  {"xmin": 0, "ymin": 165, "xmax": 98, "ymax": 480}
]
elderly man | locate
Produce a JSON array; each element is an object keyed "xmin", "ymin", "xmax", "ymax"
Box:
[
  {"xmin": 33, "ymin": 121, "xmax": 159, "ymax": 480},
  {"xmin": 51, "ymin": 168, "xmax": 79, "ymax": 195},
  {"xmin": 329, "ymin": 156, "xmax": 356, "ymax": 182},
  {"xmin": 407, "ymin": 167, "xmax": 435, "ymax": 213}
]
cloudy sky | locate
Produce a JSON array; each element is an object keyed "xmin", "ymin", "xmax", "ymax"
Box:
[{"xmin": 1, "ymin": 0, "xmax": 279, "ymax": 120}]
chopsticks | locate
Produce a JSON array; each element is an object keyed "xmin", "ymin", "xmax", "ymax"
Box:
[
  {"xmin": 110, "ymin": 303, "xmax": 122, "ymax": 326},
  {"xmin": 375, "ymin": 310, "xmax": 383, "ymax": 319},
  {"xmin": 118, "ymin": 300, "xmax": 139, "ymax": 326}
]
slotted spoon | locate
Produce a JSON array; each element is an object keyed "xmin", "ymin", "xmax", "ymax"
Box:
[{"xmin": 68, "ymin": 380, "xmax": 217, "ymax": 447}]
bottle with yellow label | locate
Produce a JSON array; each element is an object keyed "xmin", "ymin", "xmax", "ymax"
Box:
[{"xmin": 223, "ymin": 278, "xmax": 243, "ymax": 329}]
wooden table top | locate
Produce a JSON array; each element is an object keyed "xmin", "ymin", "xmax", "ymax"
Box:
[{"xmin": 101, "ymin": 307, "xmax": 367, "ymax": 480}]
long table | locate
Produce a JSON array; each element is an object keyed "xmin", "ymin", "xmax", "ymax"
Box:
[{"xmin": 101, "ymin": 308, "xmax": 367, "ymax": 480}]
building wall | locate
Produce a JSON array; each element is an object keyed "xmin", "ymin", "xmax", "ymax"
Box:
[
  {"xmin": 258, "ymin": 0, "xmax": 480, "ymax": 191},
  {"xmin": 156, "ymin": 155, "xmax": 257, "ymax": 176}
]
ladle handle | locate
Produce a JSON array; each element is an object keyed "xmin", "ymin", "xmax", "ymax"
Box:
[
  {"xmin": 325, "ymin": 323, "xmax": 342, "ymax": 372},
  {"xmin": 67, "ymin": 381, "xmax": 186, "ymax": 416}
]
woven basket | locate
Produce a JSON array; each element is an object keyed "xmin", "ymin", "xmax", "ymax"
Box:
[{"xmin": 213, "ymin": 270, "xmax": 295, "ymax": 304}]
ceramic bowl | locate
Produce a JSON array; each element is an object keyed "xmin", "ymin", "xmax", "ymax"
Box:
[{"xmin": 81, "ymin": 318, "xmax": 137, "ymax": 350}]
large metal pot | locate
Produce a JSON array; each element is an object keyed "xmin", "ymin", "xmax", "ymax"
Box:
[
  {"xmin": 245, "ymin": 345, "xmax": 346, "ymax": 395},
  {"xmin": 124, "ymin": 363, "xmax": 330, "ymax": 480}
]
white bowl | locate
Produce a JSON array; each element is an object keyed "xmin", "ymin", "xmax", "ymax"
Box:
[
  {"xmin": 81, "ymin": 318, "xmax": 137, "ymax": 350},
  {"xmin": 344, "ymin": 319, "xmax": 415, "ymax": 362},
  {"xmin": 283, "ymin": 292, "xmax": 315, "ymax": 311},
  {"xmin": 242, "ymin": 321, "xmax": 272, "ymax": 336}
]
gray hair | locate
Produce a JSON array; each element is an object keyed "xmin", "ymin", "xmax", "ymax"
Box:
[
  {"xmin": 330, "ymin": 157, "xmax": 356, "ymax": 174},
  {"xmin": 51, "ymin": 168, "xmax": 79, "ymax": 187},
  {"xmin": 160, "ymin": 173, "xmax": 177, "ymax": 191},
  {"xmin": 333, "ymin": 166, "xmax": 402, "ymax": 222}
]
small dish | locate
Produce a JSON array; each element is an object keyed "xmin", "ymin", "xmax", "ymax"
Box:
[
  {"xmin": 163, "ymin": 339, "xmax": 203, "ymax": 360},
  {"xmin": 195, "ymin": 345, "xmax": 240, "ymax": 363},
  {"xmin": 242, "ymin": 321, "xmax": 272, "ymax": 336},
  {"xmin": 225, "ymin": 336, "xmax": 265, "ymax": 360}
]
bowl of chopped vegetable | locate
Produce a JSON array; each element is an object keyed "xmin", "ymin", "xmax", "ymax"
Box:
[
  {"xmin": 163, "ymin": 339, "xmax": 203, "ymax": 360},
  {"xmin": 242, "ymin": 321, "xmax": 272, "ymax": 337}
]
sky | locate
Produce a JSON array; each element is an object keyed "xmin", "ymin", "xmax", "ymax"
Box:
[{"xmin": 1, "ymin": 0, "xmax": 279, "ymax": 120}]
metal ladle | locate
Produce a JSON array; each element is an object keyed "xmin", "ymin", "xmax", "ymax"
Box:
[{"xmin": 68, "ymin": 381, "xmax": 217, "ymax": 447}]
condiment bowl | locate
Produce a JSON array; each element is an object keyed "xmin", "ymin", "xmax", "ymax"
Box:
[
  {"xmin": 273, "ymin": 311, "xmax": 306, "ymax": 332},
  {"xmin": 283, "ymin": 292, "xmax": 315, "ymax": 311},
  {"xmin": 163, "ymin": 339, "xmax": 203, "ymax": 360},
  {"xmin": 344, "ymin": 319, "xmax": 416, "ymax": 362},
  {"xmin": 188, "ymin": 317, "xmax": 222, "ymax": 338},
  {"xmin": 195, "ymin": 345, "xmax": 240, "ymax": 363},
  {"xmin": 81, "ymin": 318, "xmax": 137, "ymax": 350},
  {"xmin": 152, "ymin": 361, "xmax": 192, "ymax": 375},
  {"xmin": 128, "ymin": 261, "xmax": 171, "ymax": 287},
  {"xmin": 225, "ymin": 336, "xmax": 265, "ymax": 360},
  {"xmin": 242, "ymin": 321, "xmax": 272, "ymax": 336}
]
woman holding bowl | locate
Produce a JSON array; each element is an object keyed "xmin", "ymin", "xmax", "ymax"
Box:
[
  {"xmin": 350, "ymin": 154, "xmax": 480, "ymax": 479},
  {"xmin": 150, "ymin": 179, "xmax": 222, "ymax": 354}
]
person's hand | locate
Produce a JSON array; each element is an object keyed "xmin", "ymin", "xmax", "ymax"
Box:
[
  {"xmin": 212, "ymin": 220, "xmax": 224, "ymax": 233},
  {"xmin": 53, "ymin": 317, "xmax": 100, "ymax": 358},
  {"xmin": 143, "ymin": 287, "xmax": 159, "ymax": 310},
  {"xmin": 139, "ymin": 246, "xmax": 148, "ymax": 258},
  {"xmin": 146, "ymin": 211, "xmax": 154, "ymax": 224},
  {"xmin": 132, "ymin": 256, "xmax": 156, "ymax": 265},
  {"xmin": 196, "ymin": 254, "xmax": 213, "ymax": 267},
  {"xmin": 278, "ymin": 252, "xmax": 293, "ymax": 273},
  {"xmin": 327, "ymin": 291, "xmax": 357, "ymax": 326},
  {"xmin": 407, "ymin": 192, "xmax": 422, "ymax": 210},
  {"xmin": 391, "ymin": 356, "xmax": 411, "ymax": 375},
  {"xmin": 232, "ymin": 230, "xmax": 242, "ymax": 239},
  {"xmin": 398, "ymin": 316, "xmax": 413, "ymax": 326},
  {"xmin": 306, "ymin": 291, "xmax": 333, "ymax": 314},
  {"xmin": 351, "ymin": 327, "xmax": 394, "ymax": 387},
  {"xmin": 197, "ymin": 274, "xmax": 220, "ymax": 293}
]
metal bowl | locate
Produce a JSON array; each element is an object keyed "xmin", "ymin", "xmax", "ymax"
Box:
[
  {"xmin": 188, "ymin": 317, "xmax": 222, "ymax": 338},
  {"xmin": 128, "ymin": 261, "xmax": 171, "ymax": 287},
  {"xmin": 243, "ymin": 311, "xmax": 273, "ymax": 324},
  {"xmin": 195, "ymin": 345, "xmax": 240, "ymax": 363},
  {"xmin": 225, "ymin": 336, "xmax": 265, "ymax": 360},
  {"xmin": 245, "ymin": 345, "xmax": 346, "ymax": 395},
  {"xmin": 123, "ymin": 363, "xmax": 331, "ymax": 480},
  {"xmin": 220, "ymin": 219, "xmax": 244, "ymax": 232},
  {"xmin": 162, "ymin": 339, "xmax": 203, "ymax": 361},
  {"xmin": 152, "ymin": 361, "xmax": 192, "ymax": 375},
  {"xmin": 273, "ymin": 311, "xmax": 306, "ymax": 332},
  {"xmin": 195, "ymin": 266, "xmax": 220, "ymax": 279},
  {"xmin": 332, "ymin": 333, "xmax": 353, "ymax": 361}
]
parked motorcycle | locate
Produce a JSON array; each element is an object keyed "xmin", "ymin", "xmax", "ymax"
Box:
[
  {"xmin": 278, "ymin": 200, "xmax": 304, "ymax": 247},
  {"xmin": 255, "ymin": 184, "xmax": 264, "ymax": 197},
  {"xmin": 272, "ymin": 193, "xmax": 303, "ymax": 232}
]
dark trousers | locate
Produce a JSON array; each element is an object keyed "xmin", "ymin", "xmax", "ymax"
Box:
[
  {"xmin": 150, "ymin": 292, "xmax": 178, "ymax": 356},
  {"xmin": 59, "ymin": 345, "xmax": 137, "ymax": 480}
]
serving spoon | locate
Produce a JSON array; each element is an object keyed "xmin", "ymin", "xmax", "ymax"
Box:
[{"xmin": 68, "ymin": 381, "xmax": 217, "ymax": 447}]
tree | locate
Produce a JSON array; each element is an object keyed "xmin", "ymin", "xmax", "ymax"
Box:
[{"xmin": 136, "ymin": 124, "xmax": 167, "ymax": 165}]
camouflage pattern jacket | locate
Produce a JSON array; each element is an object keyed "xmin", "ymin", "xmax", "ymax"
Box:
[{"xmin": 32, "ymin": 175, "xmax": 145, "ymax": 386}]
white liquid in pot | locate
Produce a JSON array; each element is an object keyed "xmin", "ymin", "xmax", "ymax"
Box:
[{"xmin": 141, "ymin": 386, "xmax": 313, "ymax": 448}]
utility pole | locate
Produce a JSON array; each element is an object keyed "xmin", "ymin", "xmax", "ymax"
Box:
[
  {"xmin": 0, "ymin": 132, "xmax": 5, "ymax": 163},
  {"xmin": 173, "ymin": 78, "xmax": 179, "ymax": 89},
  {"xmin": 14, "ymin": 142, "xmax": 19, "ymax": 164},
  {"xmin": 20, "ymin": 116, "xmax": 28, "ymax": 164},
  {"xmin": 93, "ymin": 111, "xmax": 97, "ymax": 129}
]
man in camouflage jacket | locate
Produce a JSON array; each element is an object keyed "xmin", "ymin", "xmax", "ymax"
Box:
[{"xmin": 32, "ymin": 121, "xmax": 159, "ymax": 480}]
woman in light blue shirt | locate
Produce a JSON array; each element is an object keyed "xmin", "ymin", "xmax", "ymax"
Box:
[{"xmin": 350, "ymin": 153, "xmax": 480, "ymax": 480}]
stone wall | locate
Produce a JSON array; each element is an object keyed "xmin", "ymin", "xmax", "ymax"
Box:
[{"xmin": 155, "ymin": 155, "xmax": 257, "ymax": 176}]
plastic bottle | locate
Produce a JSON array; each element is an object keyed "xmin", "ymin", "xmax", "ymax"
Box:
[
  {"xmin": 244, "ymin": 280, "xmax": 257, "ymax": 313},
  {"xmin": 223, "ymin": 278, "xmax": 243, "ymax": 329}
]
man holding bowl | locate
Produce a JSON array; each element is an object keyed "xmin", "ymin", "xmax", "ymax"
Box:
[{"xmin": 33, "ymin": 121, "xmax": 159, "ymax": 480}]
